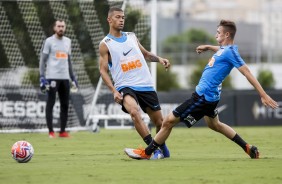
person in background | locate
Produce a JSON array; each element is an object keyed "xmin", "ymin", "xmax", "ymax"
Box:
[{"xmin": 39, "ymin": 20, "xmax": 78, "ymax": 138}]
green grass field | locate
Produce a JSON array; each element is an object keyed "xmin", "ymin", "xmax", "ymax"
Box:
[{"xmin": 1, "ymin": 127, "xmax": 282, "ymax": 184}]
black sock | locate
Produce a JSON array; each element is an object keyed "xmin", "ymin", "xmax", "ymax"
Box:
[
  {"xmin": 143, "ymin": 134, "xmax": 153, "ymax": 145},
  {"xmin": 232, "ymin": 133, "xmax": 247, "ymax": 151},
  {"xmin": 145, "ymin": 140, "xmax": 160, "ymax": 155}
]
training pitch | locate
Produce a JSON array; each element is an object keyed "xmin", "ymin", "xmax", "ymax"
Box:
[{"xmin": 0, "ymin": 127, "xmax": 282, "ymax": 184}]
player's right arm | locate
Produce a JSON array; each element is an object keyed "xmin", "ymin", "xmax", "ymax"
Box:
[
  {"xmin": 39, "ymin": 40, "xmax": 49, "ymax": 77},
  {"xmin": 99, "ymin": 42, "xmax": 123, "ymax": 104},
  {"xmin": 196, "ymin": 45, "xmax": 220, "ymax": 54},
  {"xmin": 39, "ymin": 40, "xmax": 50, "ymax": 93}
]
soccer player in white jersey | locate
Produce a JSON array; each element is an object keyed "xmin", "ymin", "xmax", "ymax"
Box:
[
  {"xmin": 125, "ymin": 20, "xmax": 279, "ymax": 160},
  {"xmin": 99, "ymin": 7, "xmax": 170, "ymax": 159},
  {"xmin": 39, "ymin": 20, "xmax": 78, "ymax": 138}
]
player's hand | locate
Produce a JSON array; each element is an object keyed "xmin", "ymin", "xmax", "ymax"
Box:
[
  {"xmin": 71, "ymin": 78, "xmax": 78, "ymax": 93},
  {"xmin": 196, "ymin": 45, "xmax": 209, "ymax": 54},
  {"xmin": 40, "ymin": 76, "xmax": 49, "ymax": 94},
  {"xmin": 159, "ymin": 57, "xmax": 170, "ymax": 71},
  {"xmin": 261, "ymin": 94, "xmax": 279, "ymax": 109},
  {"xmin": 114, "ymin": 91, "xmax": 123, "ymax": 105}
]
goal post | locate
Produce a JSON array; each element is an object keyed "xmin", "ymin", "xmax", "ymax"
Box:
[{"xmin": 150, "ymin": 0, "xmax": 157, "ymax": 89}]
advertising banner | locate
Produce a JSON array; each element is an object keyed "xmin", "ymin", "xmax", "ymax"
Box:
[
  {"xmin": 235, "ymin": 91, "xmax": 282, "ymax": 126},
  {"xmin": 0, "ymin": 89, "xmax": 281, "ymax": 131}
]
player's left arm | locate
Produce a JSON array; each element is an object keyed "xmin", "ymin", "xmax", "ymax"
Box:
[
  {"xmin": 68, "ymin": 40, "xmax": 78, "ymax": 89},
  {"xmin": 68, "ymin": 55, "xmax": 78, "ymax": 88},
  {"xmin": 39, "ymin": 40, "xmax": 50, "ymax": 93},
  {"xmin": 238, "ymin": 64, "xmax": 278, "ymax": 109},
  {"xmin": 137, "ymin": 39, "xmax": 170, "ymax": 70}
]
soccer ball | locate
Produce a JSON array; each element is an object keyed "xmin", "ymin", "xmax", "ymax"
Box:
[{"xmin": 11, "ymin": 141, "xmax": 34, "ymax": 163}]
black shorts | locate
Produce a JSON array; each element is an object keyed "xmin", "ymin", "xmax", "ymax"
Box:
[
  {"xmin": 119, "ymin": 87, "xmax": 161, "ymax": 113},
  {"xmin": 173, "ymin": 92, "xmax": 219, "ymax": 128}
]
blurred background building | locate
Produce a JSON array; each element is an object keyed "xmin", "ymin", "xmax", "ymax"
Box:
[
  {"xmin": 157, "ymin": 0, "xmax": 282, "ymax": 61},
  {"xmin": 138, "ymin": 0, "xmax": 282, "ymax": 89}
]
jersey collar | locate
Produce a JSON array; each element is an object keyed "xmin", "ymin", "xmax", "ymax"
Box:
[{"xmin": 107, "ymin": 32, "xmax": 127, "ymax": 43}]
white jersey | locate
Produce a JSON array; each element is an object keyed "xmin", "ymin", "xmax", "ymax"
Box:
[
  {"xmin": 101, "ymin": 32, "xmax": 154, "ymax": 91},
  {"xmin": 42, "ymin": 35, "xmax": 71, "ymax": 79}
]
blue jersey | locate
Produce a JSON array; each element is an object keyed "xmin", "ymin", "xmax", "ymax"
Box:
[{"xmin": 196, "ymin": 45, "xmax": 245, "ymax": 102}]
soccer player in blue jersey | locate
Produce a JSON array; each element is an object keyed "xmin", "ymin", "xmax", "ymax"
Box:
[
  {"xmin": 99, "ymin": 7, "xmax": 170, "ymax": 159},
  {"xmin": 125, "ymin": 19, "xmax": 279, "ymax": 159}
]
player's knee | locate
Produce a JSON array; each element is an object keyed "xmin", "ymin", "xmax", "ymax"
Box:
[
  {"xmin": 129, "ymin": 108, "xmax": 141, "ymax": 122},
  {"xmin": 161, "ymin": 113, "xmax": 177, "ymax": 130},
  {"xmin": 161, "ymin": 118, "xmax": 173, "ymax": 130},
  {"xmin": 208, "ymin": 122, "xmax": 222, "ymax": 132},
  {"xmin": 208, "ymin": 122, "xmax": 216, "ymax": 130},
  {"xmin": 153, "ymin": 118, "xmax": 163, "ymax": 129}
]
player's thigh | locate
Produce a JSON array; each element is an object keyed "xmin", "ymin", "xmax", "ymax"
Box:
[
  {"xmin": 163, "ymin": 112, "xmax": 180, "ymax": 129},
  {"xmin": 46, "ymin": 85, "xmax": 57, "ymax": 104},
  {"xmin": 146, "ymin": 108, "xmax": 163, "ymax": 125},
  {"xmin": 58, "ymin": 80, "xmax": 70, "ymax": 104},
  {"xmin": 204, "ymin": 115, "xmax": 220, "ymax": 128},
  {"xmin": 122, "ymin": 94, "xmax": 140, "ymax": 114}
]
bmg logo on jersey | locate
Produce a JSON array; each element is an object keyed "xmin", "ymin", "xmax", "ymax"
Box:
[
  {"xmin": 208, "ymin": 57, "xmax": 215, "ymax": 67},
  {"xmin": 121, "ymin": 59, "xmax": 142, "ymax": 72},
  {"xmin": 55, "ymin": 51, "xmax": 68, "ymax": 59}
]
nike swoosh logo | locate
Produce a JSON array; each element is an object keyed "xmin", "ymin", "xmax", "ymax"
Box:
[
  {"xmin": 123, "ymin": 48, "xmax": 133, "ymax": 56},
  {"xmin": 217, "ymin": 104, "xmax": 227, "ymax": 113}
]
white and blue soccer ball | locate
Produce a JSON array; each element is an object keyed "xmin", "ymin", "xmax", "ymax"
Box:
[{"xmin": 11, "ymin": 141, "xmax": 34, "ymax": 163}]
